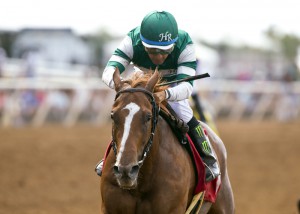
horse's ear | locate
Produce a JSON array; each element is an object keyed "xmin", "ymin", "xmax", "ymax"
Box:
[
  {"xmin": 145, "ymin": 67, "xmax": 159, "ymax": 92},
  {"xmin": 113, "ymin": 67, "xmax": 122, "ymax": 92}
]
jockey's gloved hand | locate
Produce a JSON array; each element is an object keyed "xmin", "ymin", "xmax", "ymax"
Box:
[{"xmin": 154, "ymin": 90, "xmax": 167, "ymax": 103}]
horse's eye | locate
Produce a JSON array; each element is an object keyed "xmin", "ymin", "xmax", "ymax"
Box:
[{"xmin": 146, "ymin": 113, "xmax": 152, "ymax": 122}]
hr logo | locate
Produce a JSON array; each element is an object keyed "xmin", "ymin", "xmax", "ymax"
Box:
[{"xmin": 159, "ymin": 32, "xmax": 172, "ymax": 42}]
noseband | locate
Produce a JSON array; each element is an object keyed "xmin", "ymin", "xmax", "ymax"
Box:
[{"xmin": 111, "ymin": 88, "xmax": 159, "ymax": 166}]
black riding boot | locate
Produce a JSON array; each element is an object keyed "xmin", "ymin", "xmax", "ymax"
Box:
[{"xmin": 187, "ymin": 116, "xmax": 220, "ymax": 182}]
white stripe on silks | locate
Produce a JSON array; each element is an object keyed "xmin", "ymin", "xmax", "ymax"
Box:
[
  {"xmin": 178, "ymin": 44, "xmax": 196, "ymax": 63},
  {"xmin": 109, "ymin": 55, "xmax": 130, "ymax": 68},
  {"xmin": 177, "ymin": 66, "xmax": 196, "ymax": 76},
  {"xmin": 118, "ymin": 35, "xmax": 134, "ymax": 59},
  {"xmin": 116, "ymin": 102, "xmax": 140, "ymax": 165}
]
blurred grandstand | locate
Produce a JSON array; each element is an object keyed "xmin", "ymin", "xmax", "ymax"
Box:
[{"xmin": 0, "ymin": 28, "xmax": 299, "ymax": 127}]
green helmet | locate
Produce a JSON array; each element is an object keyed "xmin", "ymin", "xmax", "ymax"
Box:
[{"xmin": 140, "ymin": 11, "xmax": 178, "ymax": 50}]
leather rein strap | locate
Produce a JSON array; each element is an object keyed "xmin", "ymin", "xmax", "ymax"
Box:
[{"xmin": 111, "ymin": 88, "xmax": 159, "ymax": 167}]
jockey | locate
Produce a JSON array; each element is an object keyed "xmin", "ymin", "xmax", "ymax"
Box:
[{"xmin": 95, "ymin": 10, "xmax": 220, "ymax": 182}]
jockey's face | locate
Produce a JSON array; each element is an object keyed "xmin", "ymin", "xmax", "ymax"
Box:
[{"xmin": 144, "ymin": 46, "xmax": 174, "ymax": 65}]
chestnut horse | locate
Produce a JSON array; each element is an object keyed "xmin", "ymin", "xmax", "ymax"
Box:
[{"xmin": 100, "ymin": 69, "xmax": 234, "ymax": 214}]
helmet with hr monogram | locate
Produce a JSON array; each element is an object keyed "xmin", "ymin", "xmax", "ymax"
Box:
[{"xmin": 140, "ymin": 11, "xmax": 178, "ymax": 50}]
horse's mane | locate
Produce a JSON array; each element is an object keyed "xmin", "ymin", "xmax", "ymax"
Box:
[
  {"xmin": 123, "ymin": 71, "xmax": 168, "ymax": 93},
  {"xmin": 122, "ymin": 71, "xmax": 170, "ymax": 113}
]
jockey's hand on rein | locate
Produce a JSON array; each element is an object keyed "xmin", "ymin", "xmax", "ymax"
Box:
[{"xmin": 154, "ymin": 91, "xmax": 167, "ymax": 103}]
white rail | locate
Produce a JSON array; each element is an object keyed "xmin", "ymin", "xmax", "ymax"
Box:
[{"xmin": 0, "ymin": 78, "xmax": 299, "ymax": 127}]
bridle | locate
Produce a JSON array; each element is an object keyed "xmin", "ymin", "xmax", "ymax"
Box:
[{"xmin": 111, "ymin": 88, "xmax": 159, "ymax": 167}]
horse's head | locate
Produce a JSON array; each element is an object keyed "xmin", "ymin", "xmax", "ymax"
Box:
[{"xmin": 110, "ymin": 68, "xmax": 161, "ymax": 189}]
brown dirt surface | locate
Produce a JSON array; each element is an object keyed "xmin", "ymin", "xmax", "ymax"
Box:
[{"xmin": 0, "ymin": 121, "xmax": 299, "ymax": 214}]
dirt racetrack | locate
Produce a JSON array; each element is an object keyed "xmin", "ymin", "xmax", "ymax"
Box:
[{"xmin": 0, "ymin": 121, "xmax": 299, "ymax": 214}]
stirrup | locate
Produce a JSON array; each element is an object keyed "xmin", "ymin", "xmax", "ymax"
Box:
[{"xmin": 95, "ymin": 159, "xmax": 104, "ymax": 176}]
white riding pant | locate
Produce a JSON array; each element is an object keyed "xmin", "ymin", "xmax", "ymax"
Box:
[{"xmin": 168, "ymin": 99, "xmax": 193, "ymax": 123}]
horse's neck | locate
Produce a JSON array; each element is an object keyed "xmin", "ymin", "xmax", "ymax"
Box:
[
  {"xmin": 137, "ymin": 119, "xmax": 166, "ymax": 183},
  {"xmin": 140, "ymin": 117, "xmax": 174, "ymax": 174},
  {"xmin": 138, "ymin": 118, "xmax": 194, "ymax": 195}
]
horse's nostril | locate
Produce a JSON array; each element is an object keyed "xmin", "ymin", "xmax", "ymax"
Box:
[
  {"xmin": 130, "ymin": 165, "xmax": 139, "ymax": 176},
  {"xmin": 113, "ymin": 165, "xmax": 120, "ymax": 174},
  {"xmin": 113, "ymin": 164, "xmax": 139, "ymax": 177}
]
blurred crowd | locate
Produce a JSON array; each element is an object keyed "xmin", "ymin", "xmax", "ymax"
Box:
[
  {"xmin": 0, "ymin": 44, "xmax": 300, "ymax": 127},
  {"xmin": 0, "ymin": 46, "xmax": 115, "ymax": 127},
  {"xmin": 195, "ymin": 48, "xmax": 300, "ymax": 122},
  {"xmin": 0, "ymin": 88, "xmax": 114, "ymax": 127}
]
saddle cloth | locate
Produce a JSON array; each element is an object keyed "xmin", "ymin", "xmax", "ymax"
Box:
[{"xmin": 186, "ymin": 133, "xmax": 221, "ymax": 203}]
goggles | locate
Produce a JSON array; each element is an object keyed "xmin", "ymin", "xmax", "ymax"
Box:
[{"xmin": 144, "ymin": 46, "xmax": 174, "ymax": 55}]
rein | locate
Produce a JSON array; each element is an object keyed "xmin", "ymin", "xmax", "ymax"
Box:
[{"xmin": 111, "ymin": 88, "xmax": 159, "ymax": 167}]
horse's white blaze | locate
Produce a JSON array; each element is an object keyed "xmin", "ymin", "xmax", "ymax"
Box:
[{"xmin": 116, "ymin": 102, "xmax": 140, "ymax": 165}]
